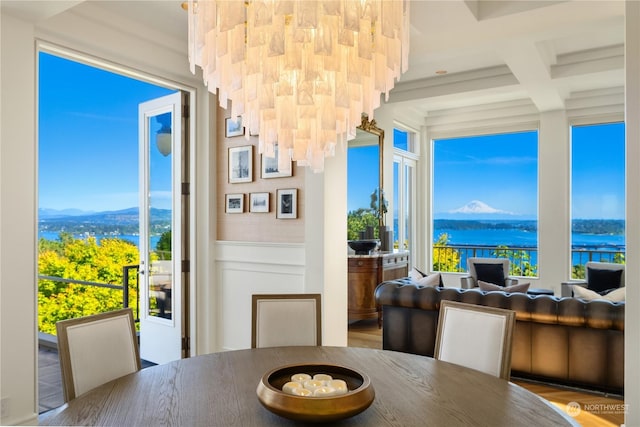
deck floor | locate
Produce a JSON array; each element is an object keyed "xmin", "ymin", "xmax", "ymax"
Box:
[{"xmin": 38, "ymin": 347, "xmax": 64, "ymax": 413}]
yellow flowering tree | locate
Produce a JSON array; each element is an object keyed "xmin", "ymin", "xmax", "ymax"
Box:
[
  {"xmin": 38, "ymin": 234, "xmax": 140, "ymax": 334},
  {"xmin": 432, "ymin": 233, "xmax": 463, "ymax": 272}
]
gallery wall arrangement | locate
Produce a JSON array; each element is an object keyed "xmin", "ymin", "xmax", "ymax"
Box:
[{"xmin": 217, "ymin": 110, "xmax": 305, "ymax": 243}]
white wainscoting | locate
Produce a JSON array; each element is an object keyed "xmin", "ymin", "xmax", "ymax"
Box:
[{"xmin": 216, "ymin": 241, "xmax": 306, "ymax": 350}]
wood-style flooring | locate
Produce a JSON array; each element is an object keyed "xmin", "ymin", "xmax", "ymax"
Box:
[{"xmin": 348, "ymin": 318, "xmax": 625, "ymax": 427}]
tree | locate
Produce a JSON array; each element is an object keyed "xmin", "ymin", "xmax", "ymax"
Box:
[
  {"xmin": 347, "ymin": 208, "xmax": 379, "ymax": 240},
  {"xmin": 38, "ymin": 234, "xmax": 140, "ymax": 334},
  {"xmin": 156, "ymin": 231, "xmax": 172, "ymax": 260},
  {"xmin": 432, "ymin": 233, "xmax": 462, "ymax": 272},
  {"xmin": 493, "ymin": 245, "xmax": 537, "ymax": 277},
  {"xmin": 347, "ymin": 187, "xmax": 387, "ymax": 240}
]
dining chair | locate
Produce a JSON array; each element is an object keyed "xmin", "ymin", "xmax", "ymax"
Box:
[
  {"xmin": 251, "ymin": 293, "xmax": 321, "ymax": 348},
  {"xmin": 56, "ymin": 308, "xmax": 141, "ymax": 402},
  {"xmin": 434, "ymin": 300, "xmax": 516, "ymax": 380}
]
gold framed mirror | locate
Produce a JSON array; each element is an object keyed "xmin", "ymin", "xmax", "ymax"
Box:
[
  {"xmin": 357, "ymin": 115, "xmax": 384, "ymax": 218},
  {"xmin": 347, "ymin": 115, "xmax": 386, "ymax": 243}
]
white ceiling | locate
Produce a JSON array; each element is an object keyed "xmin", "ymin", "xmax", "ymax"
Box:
[{"xmin": 2, "ymin": 0, "xmax": 626, "ymax": 123}]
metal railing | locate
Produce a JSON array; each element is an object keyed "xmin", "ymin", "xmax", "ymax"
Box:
[
  {"xmin": 38, "ymin": 264, "xmax": 140, "ymax": 322},
  {"xmin": 433, "ymin": 244, "xmax": 625, "ymax": 278}
]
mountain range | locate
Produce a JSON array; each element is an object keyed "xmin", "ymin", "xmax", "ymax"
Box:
[
  {"xmin": 38, "ymin": 207, "xmax": 171, "ymax": 236},
  {"xmin": 39, "ymin": 207, "xmax": 170, "ymax": 222}
]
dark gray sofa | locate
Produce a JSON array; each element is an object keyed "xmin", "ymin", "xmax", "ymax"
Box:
[{"xmin": 374, "ymin": 279, "xmax": 624, "ymax": 395}]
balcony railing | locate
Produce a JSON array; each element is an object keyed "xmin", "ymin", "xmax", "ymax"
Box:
[
  {"xmin": 38, "ymin": 264, "xmax": 140, "ymax": 324},
  {"xmin": 433, "ymin": 244, "xmax": 625, "ymax": 278}
]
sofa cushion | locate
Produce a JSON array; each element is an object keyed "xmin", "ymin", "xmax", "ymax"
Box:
[
  {"xmin": 573, "ymin": 285, "xmax": 625, "ymax": 302},
  {"xmin": 478, "ymin": 280, "xmax": 530, "ymax": 294},
  {"xmin": 474, "ymin": 263, "xmax": 506, "ymax": 287},
  {"xmin": 587, "ymin": 267, "xmax": 623, "ymax": 293}
]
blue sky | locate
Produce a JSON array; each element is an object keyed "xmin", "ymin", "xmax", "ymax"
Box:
[
  {"xmin": 40, "ymin": 52, "xmax": 625, "ymax": 220},
  {"xmin": 571, "ymin": 122, "xmax": 625, "ymax": 219},
  {"xmin": 38, "ymin": 52, "xmax": 174, "ymax": 211},
  {"xmin": 347, "ymin": 145, "xmax": 380, "ymax": 212},
  {"xmin": 433, "ymin": 124, "xmax": 625, "ymax": 220},
  {"xmin": 433, "ymin": 131, "xmax": 539, "ymax": 218}
]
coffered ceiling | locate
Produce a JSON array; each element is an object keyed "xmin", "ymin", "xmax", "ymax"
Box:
[{"xmin": 2, "ymin": 0, "xmax": 626, "ymax": 124}]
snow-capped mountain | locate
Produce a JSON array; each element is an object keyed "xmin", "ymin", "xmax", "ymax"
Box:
[{"xmin": 449, "ymin": 200, "xmax": 513, "ymax": 215}]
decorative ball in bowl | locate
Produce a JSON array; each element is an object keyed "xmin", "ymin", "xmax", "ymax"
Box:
[
  {"xmin": 348, "ymin": 239, "xmax": 379, "ymax": 255},
  {"xmin": 256, "ymin": 363, "xmax": 375, "ymax": 422}
]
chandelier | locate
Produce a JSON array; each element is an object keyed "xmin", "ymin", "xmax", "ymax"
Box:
[{"xmin": 187, "ymin": 0, "xmax": 410, "ymax": 172}]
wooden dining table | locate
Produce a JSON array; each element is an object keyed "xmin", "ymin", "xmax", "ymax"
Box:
[{"xmin": 40, "ymin": 346, "xmax": 578, "ymax": 426}]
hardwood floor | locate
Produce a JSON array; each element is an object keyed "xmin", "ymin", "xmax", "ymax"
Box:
[{"xmin": 347, "ymin": 319, "xmax": 625, "ymax": 427}]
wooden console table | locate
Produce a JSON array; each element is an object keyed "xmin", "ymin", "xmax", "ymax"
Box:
[{"xmin": 348, "ymin": 251, "xmax": 408, "ymax": 322}]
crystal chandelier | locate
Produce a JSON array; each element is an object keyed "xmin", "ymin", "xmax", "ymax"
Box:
[{"xmin": 187, "ymin": 0, "xmax": 410, "ymax": 172}]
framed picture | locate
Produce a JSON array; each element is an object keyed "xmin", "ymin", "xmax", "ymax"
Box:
[
  {"xmin": 250, "ymin": 192, "xmax": 270, "ymax": 213},
  {"xmin": 276, "ymin": 188, "xmax": 297, "ymax": 219},
  {"xmin": 228, "ymin": 145, "xmax": 253, "ymax": 183},
  {"xmin": 261, "ymin": 144, "xmax": 293, "ymax": 179},
  {"xmin": 225, "ymin": 116, "xmax": 244, "ymax": 137},
  {"xmin": 225, "ymin": 193, "xmax": 244, "ymax": 213}
]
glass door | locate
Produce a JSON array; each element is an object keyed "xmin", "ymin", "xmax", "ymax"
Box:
[{"xmin": 138, "ymin": 92, "xmax": 185, "ymax": 364}]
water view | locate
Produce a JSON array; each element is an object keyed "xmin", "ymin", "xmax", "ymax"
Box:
[{"xmin": 38, "ymin": 231, "xmax": 160, "ymax": 250}]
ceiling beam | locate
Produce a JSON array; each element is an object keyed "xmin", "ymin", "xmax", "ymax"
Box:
[{"xmin": 499, "ymin": 40, "xmax": 566, "ymax": 112}]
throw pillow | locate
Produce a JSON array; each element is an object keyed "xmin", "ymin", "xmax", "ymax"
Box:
[
  {"xmin": 474, "ymin": 263, "xmax": 506, "ymax": 287},
  {"xmin": 587, "ymin": 267, "xmax": 623, "ymax": 294},
  {"xmin": 573, "ymin": 284, "xmax": 626, "ymax": 302},
  {"xmin": 409, "ymin": 267, "xmax": 425, "ymax": 282},
  {"xmin": 478, "ymin": 280, "xmax": 530, "ymax": 294},
  {"xmin": 416, "ymin": 273, "xmax": 441, "ymax": 288},
  {"xmin": 604, "ymin": 287, "xmax": 626, "ymax": 302}
]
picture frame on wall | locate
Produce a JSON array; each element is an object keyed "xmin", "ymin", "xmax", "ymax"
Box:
[
  {"xmin": 225, "ymin": 193, "xmax": 244, "ymax": 213},
  {"xmin": 276, "ymin": 188, "xmax": 297, "ymax": 219},
  {"xmin": 250, "ymin": 192, "xmax": 270, "ymax": 213},
  {"xmin": 225, "ymin": 116, "xmax": 244, "ymax": 137},
  {"xmin": 228, "ymin": 145, "xmax": 253, "ymax": 183},
  {"xmin": 261, "ymin": 144, "xmax": 293, "ymax": 179}
]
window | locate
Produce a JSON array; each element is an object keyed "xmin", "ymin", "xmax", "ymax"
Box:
[
  {"xmin": 432, "ymin": 131, "xmax": 539, "ymax": 276},
  {"xmin": 393, "ymin": 128, "xmax": 417, "ymax": 267},
  {"xmin": 393, "ymin": 128, "xmax": 415, "ymax": 152},
  {"xmin": 570, "ymin": 122, "xmax": 625, "ymax": 278}
]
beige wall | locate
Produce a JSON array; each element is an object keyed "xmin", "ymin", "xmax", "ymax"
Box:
[
  {"xmin": 1, "ymin": 13, "xmax": 38, "ymax": 425},
  {"xmin": 216, "ymin": 108, "xmax": 306, "ymax": 243}
]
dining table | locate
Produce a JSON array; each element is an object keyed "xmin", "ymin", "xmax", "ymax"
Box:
[{"xmin": 39, "ymin": 346, "xmax": 578, "ymax": 426}]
